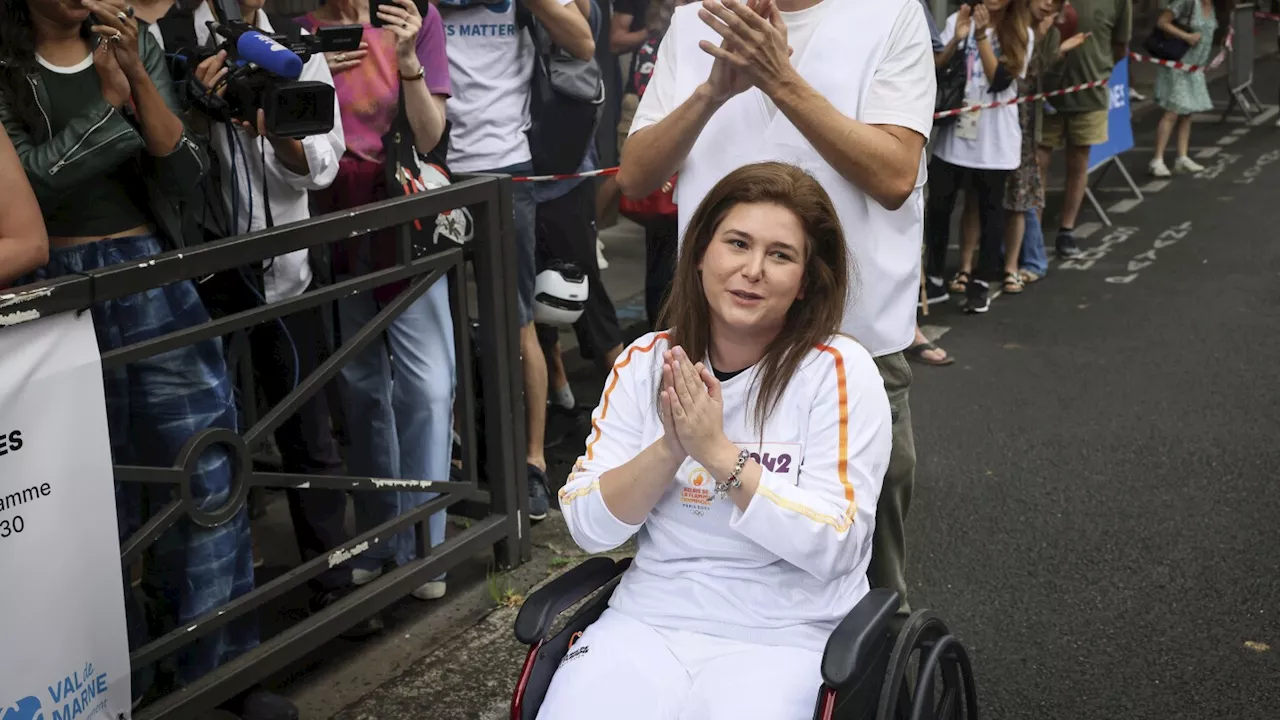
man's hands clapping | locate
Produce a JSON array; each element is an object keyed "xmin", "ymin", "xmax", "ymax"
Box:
[{"xmin": 697, "ymin": 0, "xmax": 795, "ymax": 101}]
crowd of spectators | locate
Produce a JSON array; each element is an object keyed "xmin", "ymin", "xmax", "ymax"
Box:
[{"xmin": 0, "ymin": 0, "xmax": 607, "ymax": 715}]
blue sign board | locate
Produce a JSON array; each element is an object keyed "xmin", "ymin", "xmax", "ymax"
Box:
[{"xmin": 1089, "ymin": 58, "xmax": 1135, "ymax": 171}]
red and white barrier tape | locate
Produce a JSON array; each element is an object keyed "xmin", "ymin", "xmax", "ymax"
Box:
[
  {"xmin": 512, "ymin": 166, "xmax": 619, "ymax": 183},
  {"xmin": 932, "ymin": 77, "xmax": 1111, "ymax": 119},
  {"xmin": 1254, "ymin": 10, "xmax": 1280, "ymax": 22},
  {"xmin": 1128, "ymin": 25, "xmax": 1233, "ymax": 72}
]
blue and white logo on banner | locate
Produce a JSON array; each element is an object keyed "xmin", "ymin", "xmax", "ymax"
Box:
[{"xmin": 1089, "ymin": 58, "xmax": 1135, "ymax": 171}]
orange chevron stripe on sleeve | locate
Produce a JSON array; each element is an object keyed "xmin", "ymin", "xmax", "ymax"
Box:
[
  {"xmin": 584, "ymin": 332, "xmax": 669, "ymax": 462},
  {"xmin": 814, "ymin": 343, "xmax": 855, "ymax": 510}
]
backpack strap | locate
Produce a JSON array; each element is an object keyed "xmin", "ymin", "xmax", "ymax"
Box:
[{"xmin": 515, "ymin": 0, "xmax": 535, "ymax": 34}]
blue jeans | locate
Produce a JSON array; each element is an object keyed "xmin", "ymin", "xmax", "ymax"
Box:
[
  {"xmin": 1019, "ymin": 209, "xmax": 1049, "ymax": 276},
  {"xmin": 22, "ymin": 234, "xmax": 255, "ymax": 686},
  {"xmin": 335, "ymin": 276, "xmax": 455, "ymax": 577}
]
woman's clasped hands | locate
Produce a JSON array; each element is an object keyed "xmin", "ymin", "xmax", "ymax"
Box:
[{"xmin": 659, "ymin": 346, "xmax": 733, "ymax": 469}]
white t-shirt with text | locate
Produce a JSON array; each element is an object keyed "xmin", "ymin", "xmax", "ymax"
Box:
[{"xmin": 440, "ymin": 0, "xmax": 576, "ymax": 172}]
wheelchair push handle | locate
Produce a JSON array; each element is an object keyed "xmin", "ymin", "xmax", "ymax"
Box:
[
  {"xmin": 514, "ymin": 557, "xmax": 630, "ymax": 644},
  {"xmin": 820, "ymin": 588, "xmax": 902, "ymax": 687}
]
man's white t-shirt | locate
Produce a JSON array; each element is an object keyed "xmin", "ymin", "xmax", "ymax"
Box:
[
  {"xmin": 440, "ymin": 0, "xmax": 576, "ymax": 172},
  {"xmin": 759, "ymin": 1, "xmax": 827, "ymax": 119},
  {"xmin": 628, "ymin": 0, "xmax": 936, "ymax": 357},
  {"xmin": 631, "ymin": 0, "xmax": 935, "ymax": 143},
  {"xmin": 932, "ymin": 14, "xmax": 1033, "ymax": 171}
]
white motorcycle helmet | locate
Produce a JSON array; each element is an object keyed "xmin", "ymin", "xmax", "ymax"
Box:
[{"xmin": 534, "ymin": 261, "xmax": 589, "ymax": 326}]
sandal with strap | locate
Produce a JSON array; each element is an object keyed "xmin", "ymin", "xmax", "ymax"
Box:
[
  {"xmin": 905, "ymin": 341, "xmax": 955, "ymax": 367},
  {"xmin": 1002, "ymin": 272, "xmax": 1025, "ymax": 294},
  {"xmin": 948, "ymin": 271, "xmax": 970, "ymax": 294}
]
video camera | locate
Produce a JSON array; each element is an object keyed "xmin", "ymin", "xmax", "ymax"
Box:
[{"xmin": 168, "ymin": 0, "xmax": 363, "ymax": 138}]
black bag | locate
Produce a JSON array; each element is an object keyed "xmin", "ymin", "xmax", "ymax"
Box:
[
  {"xmin": 1144, "ymin": 0, "xmax": 1196, "ymax": 61},
  {"xmin": 380, "ymin": 89, "xmax": 474, "ymax": 258},
  {"xmin": 516, "ymin": 0, "xmax": 605, "ymax": 175},
  {"xmin": 934, "ymin": 36, "xmax": 970, "ymax": 127}
]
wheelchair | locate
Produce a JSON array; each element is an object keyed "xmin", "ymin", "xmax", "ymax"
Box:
[{"xmin": 510, "ymin": 557, "xmax": 979, "ymax": 720}]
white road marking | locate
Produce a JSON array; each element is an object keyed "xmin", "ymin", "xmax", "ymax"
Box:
[
  {"xmin": 1251, "ymin": 106, "xmax": 1280, "ymax": 126},
  {"xmin": 1074, "ymin": 222, "xmax": 1103, "ymax": 239},
  {"xmin": 1107, "ymin": 198, "xmax": 1143, "ymax": 214},
  {"xmin": 1047, "ymin": 186, "xmax": 1135, "ymax": 193},
  {"xmin": 1133, "ymin": 146, "xmax": 1217, "ymax": 154},
  {"xmin": 1218, "ymin": 135, "xmax": 1240, "ymax": 145},
  {"xmin": 1195, "ymin": 146, "xmax": 1222, "ymax": 159},
  {"xmin": 1141, "ymin": 179, "xmax": 1172, "ymax": 193}
]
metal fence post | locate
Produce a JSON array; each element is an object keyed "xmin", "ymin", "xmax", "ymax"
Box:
[
  {"xmin": 1222, "ymin": 2, "xmax": 1262, "ymax": 122},
  {"xmin": 468, "ymin": 174, "xmax": 532, "ymax": 569}
]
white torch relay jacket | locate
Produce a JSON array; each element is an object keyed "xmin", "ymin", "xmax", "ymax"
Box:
[{"xmin": 558, "ymin": 331, "xmax": 892, "ymax": 652}]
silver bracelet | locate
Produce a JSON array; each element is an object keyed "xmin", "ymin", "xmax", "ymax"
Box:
[{"xmin": 715, "ymin": 449, "xmax": 750, "ymax": 499}]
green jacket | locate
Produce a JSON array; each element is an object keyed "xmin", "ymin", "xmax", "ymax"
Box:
[{"xmin": 0, "ymin": 24, "xmax": 207, "ymax": 249}]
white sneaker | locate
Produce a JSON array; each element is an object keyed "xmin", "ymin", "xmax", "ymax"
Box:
[
  {"xmin": 412, "ymin": 581, "xmax": 447, "ymax": 600},
  {"xmin": 351, "ymin": 567, "xmax": 383, "ymax": 586},
  {"xmin": 1174, "ymin": 156, "xmax": 1205, "ymax": 174},
  {"xmin": 1148, "ymin": 158, "xmax": 1172, "ymax": 178},
  {"xmin": 596, "ymin": 239, "xmax": 608, "ymax": 269}
]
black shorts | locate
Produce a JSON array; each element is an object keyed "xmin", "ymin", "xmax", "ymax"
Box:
[{"xmin": 533, "ymin": 181, "xmax": 622, "ymax": 361}]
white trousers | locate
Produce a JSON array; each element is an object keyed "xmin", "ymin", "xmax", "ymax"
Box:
[{"xmin": 536, "ymin": 609, "xmax": 824, "ymax": 720}]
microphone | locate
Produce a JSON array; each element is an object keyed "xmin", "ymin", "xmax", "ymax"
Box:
[{"xmin": 214, "ymin": 23, "xmax": 305, "ymax": 79}]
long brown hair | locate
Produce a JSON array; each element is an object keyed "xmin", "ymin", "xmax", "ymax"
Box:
[
  {"xmin": 656, "ymin": 162, "xmax": 852, "ymax": 433},
  {"xmin": 995, "ymin": 0, "xmax": 1032, "ymax": 78}
]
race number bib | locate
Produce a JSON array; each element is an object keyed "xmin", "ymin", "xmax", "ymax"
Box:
[
  {"xmin": 955, "ymin": 96, "xmax": 981, "ymax": 141},
  {"xmin": 743, "ymin": 443, "xmax": 802, "ymax": 484}
]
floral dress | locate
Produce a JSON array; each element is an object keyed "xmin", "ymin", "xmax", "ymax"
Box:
[
  {"xmin": 1005, "ymin": 28, "xmax": 1059, "ymax": 213},
  {"xmin": 1154, "ymin": 0, "xmax": 1217, "ymax": 115}
]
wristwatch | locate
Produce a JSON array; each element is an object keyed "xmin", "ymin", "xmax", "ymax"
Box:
[
  {"xmin": 400, "ymin": 66, "xmax": 426, "ymax": 82},
  {"xmin": 715, "ymin": 449, "xmax": 750, "ymax": 499}
]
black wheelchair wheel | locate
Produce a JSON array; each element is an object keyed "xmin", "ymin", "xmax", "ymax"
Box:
[{"xmin": 875, "ymin": 610, "xmax": 977, "ymax": 720}]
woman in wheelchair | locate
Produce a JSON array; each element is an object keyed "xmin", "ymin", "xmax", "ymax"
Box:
[{"xmin": 544, "ymin": 162, "xmax": 893, "ymax": 720}]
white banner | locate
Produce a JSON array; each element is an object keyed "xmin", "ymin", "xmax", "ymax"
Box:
[{"xmin": 1, "ymin": 312, "xmax": 131, "ymax": 720}]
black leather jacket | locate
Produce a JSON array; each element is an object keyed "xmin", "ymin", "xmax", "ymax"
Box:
[{"xmin": 0, "ymin": 24, "xmax": 207, "ymax": 248}]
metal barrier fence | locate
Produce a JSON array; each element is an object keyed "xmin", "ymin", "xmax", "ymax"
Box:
[{"xmin": 0, "ymin": 174, "xmax": 530, "ymax": 718}]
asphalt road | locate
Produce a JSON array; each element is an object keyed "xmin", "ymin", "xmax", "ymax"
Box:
[{"xmin": 900, "ymin": 78, "xmax": 1280, "ymax": 717}]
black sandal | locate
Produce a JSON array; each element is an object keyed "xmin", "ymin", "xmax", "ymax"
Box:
[
  {"xmin": 905, "ymin": 341, "xmax": 955, "ymax": 366},
  {"xmin": 949, "ymin": 271, "xmax": 970, "ymax": 294}
]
